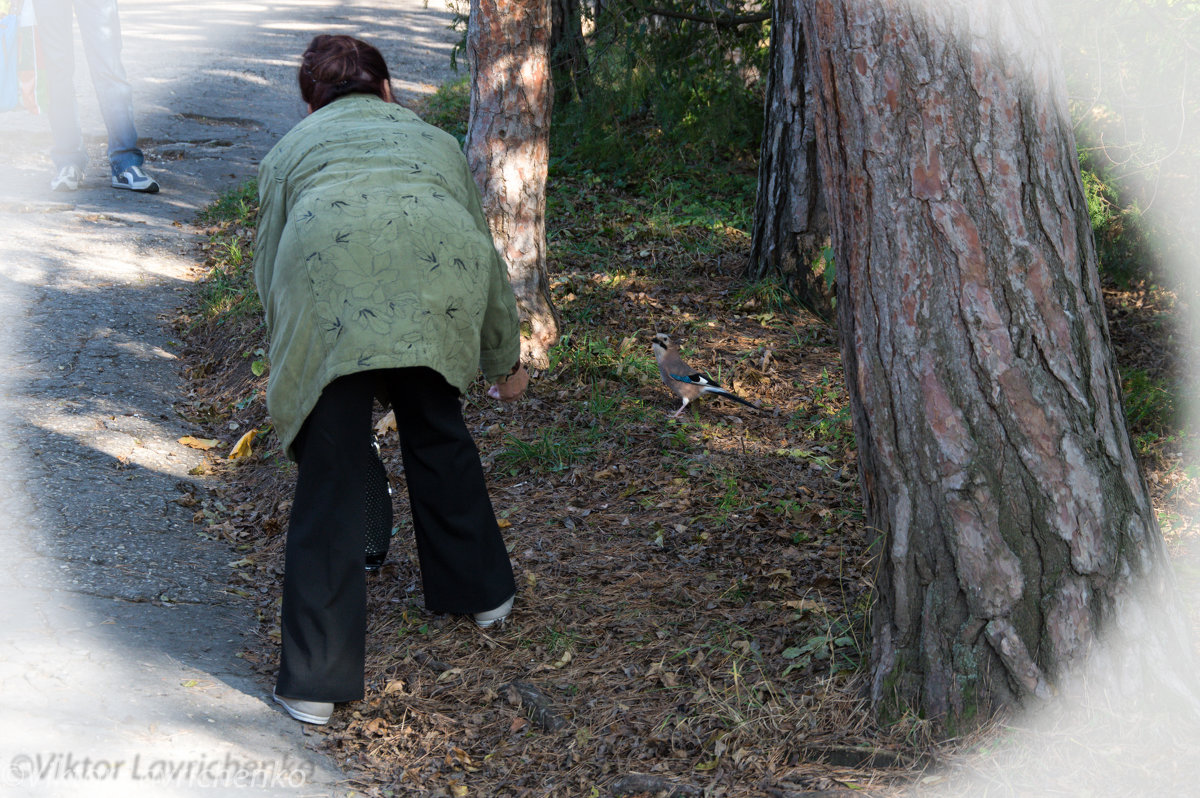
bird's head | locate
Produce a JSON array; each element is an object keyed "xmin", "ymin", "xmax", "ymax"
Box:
[{"xmin": 651, "ymin": 332, "xmax": 673, "ymax": 355}]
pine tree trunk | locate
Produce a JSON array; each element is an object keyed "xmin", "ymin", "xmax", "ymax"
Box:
[
  {"xmin": 749, "ymin": 0, "xmax": 830, "ymax": 318},
  {"xmin": 802, "ymin": 0, "xmax": 1195, "ymax": 730},
  {"xmin": 467, "ymin": 0, "xmax": 561, "ymax": 368}
]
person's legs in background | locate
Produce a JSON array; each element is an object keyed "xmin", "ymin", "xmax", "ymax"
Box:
[
  {"xmin": 71, "ymin": 0, "xmax": 138, "ymax": 173},
  {"xmin": 383, "ymin": 367, "xmax": 516, "ymax": 617},
  {"xmin": 32, "ymin": 0, "xmax": 86, "ymax": 187}
]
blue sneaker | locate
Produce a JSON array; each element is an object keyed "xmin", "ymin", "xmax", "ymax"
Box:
[{"xmin": 111, "ymin": 165, "xmax": 160, "ymax": 193}]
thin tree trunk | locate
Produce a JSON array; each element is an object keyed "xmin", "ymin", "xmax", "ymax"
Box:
[
  {"xmin": 550, "ymin": 0, "xmax": 591, "ymax": 104},
  {"xmin": 467, "ymin": 0, "xmax": 561, "ymax": 368},
  {"xmin": 749, "ymin": 0, "xmax": 830, "ymax": 318},
  {"xmin": 802, "ymin": 0, "xmax": 1195, "ymax": 731}
]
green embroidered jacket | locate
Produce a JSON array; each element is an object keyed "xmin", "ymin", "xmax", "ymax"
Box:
[{"xmin": 253, "ymin": 94, "xmax": 520, "ymax": 458}]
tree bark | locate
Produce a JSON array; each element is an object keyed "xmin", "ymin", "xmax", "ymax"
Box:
[
  {"xmin": 801, "ymin": 0, "xmax": 1195, "ymax": 730},
  {"xmin": 467, "ymin": 0, "xmax": 561, "ymax": 368},
  {"xmin": 748, "ymin": 0, "xmax": 830, "ymax": 318}
]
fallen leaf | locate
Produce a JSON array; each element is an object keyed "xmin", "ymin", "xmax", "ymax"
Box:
[
  {"xmin": 375, "ymin": 409, "xmax": 397, "ymax": 436},
  {"xmin": 447, "ymin": 747, "xmax": 473, "ymax": 767},
  {"xmin": 179, "ymin": 436, "xmax": 219, "ymax": 451},
  {"xmin": 228, "ymin": 429, "xmax": 259, "ymax": 460},
  {"xmin": 436, "ymin": 667, "xmax": 464, "ymax": 683},
  {"xmin": 785, "ymin": 598, "xmax": 826, "ymax": 613}
]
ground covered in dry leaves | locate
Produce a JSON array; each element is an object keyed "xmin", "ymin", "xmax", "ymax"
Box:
[{"xmin": 175, "ymin": 171, "xmax": 1198, "ymax": 796}]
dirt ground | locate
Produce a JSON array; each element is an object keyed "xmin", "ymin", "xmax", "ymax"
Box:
[{"xmin": 179, "ymin": 190, "xmax": 1200, "ymax": 796}]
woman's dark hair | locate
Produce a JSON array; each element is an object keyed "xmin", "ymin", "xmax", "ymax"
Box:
[{"xmin": 299, "ymin": 34, "xmax": 392, "ymax": 112}]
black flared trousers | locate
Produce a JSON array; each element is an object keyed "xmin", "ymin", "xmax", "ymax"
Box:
[{"xmin": 275, "ymin": 368, "xmax": 516, "ymax": 702}]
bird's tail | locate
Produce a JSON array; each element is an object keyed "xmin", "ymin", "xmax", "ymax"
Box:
[{"xmin": 707, "ymin": 386, "xmax": 759, "ymax": 411}]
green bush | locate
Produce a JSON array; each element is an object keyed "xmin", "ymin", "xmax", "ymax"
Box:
[
  {"xmin": 555, "ymin": 4, "xmax": 768, "ymax": 172},
  {"xmin": 416, "ymin": 77, "xmax": 470, "ymax": 143},
  {"xmin": 1080, "ymin": 153, "xmax": 1156, "ymax": 285}
]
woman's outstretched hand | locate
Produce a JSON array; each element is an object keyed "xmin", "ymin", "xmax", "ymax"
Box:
[{"xmin": 487, "ymin": 363, "xmax": 529, "ymax": 402}]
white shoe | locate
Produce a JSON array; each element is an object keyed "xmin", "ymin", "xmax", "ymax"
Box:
[
  {"xmin": 111, "ymin": 165, "xmax": 159, "ymax": 193},
  {"xmin": 272, "ymin": 690, "xmax": 333, "ymax": 725},
  {"xmin": 474, "ymin": 594, "xmax": 514, "ymax": 628},
  {"xmin": 50, "ymin": 165, "xmax": 83, "ymax": 191}
]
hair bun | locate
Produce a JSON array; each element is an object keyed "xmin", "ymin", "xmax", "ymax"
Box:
[{"xmin": 298, "ymin": 34, "xmax": 393, "ymax": 112}]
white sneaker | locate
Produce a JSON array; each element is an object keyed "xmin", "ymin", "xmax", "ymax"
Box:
[
  {"xmin": 474, "ymin": 594, "xmax": 514, "ymax": 628},
  {"xmin": 272, "ymin": 690, "xmax": 333, "ymax": 725},
  {"xmin": 111, "ymin": 165, "xmax": 159, "ymax": 193},
  {"xmin": 50, "ymin": 165, "xmax": 83, "ymax": 191}
]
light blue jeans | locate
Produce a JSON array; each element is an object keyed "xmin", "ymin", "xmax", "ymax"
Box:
[{"xmin": 32, "ymin": 0, "xmax": 143, "ymax": 175}]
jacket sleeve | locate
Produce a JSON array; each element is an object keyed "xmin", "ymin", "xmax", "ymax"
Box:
[
  {"xmin": 252, "ymin": 156, "xmax": 288, "ymax": 333},
  {"xmin": 458, "ymin": 154, "xmax": 522, "ymax": 381}
]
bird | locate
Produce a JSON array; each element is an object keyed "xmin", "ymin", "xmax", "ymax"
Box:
[{"xmin": 651, "ymin": 332, "xmax": 759, "ymax": 418}]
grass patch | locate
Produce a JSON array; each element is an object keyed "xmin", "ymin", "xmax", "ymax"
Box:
[
  {"xmin": 1123, "ymin": 368, "xmax": 1181, "ymax": 439},
  {"xmin": 197, "ymin": 179, "xmax": 258, "ymax": 227},
  {"xmin": 546, "ymin": 330, "xmax": 657, "ymax": 386},
  {"xmin": 194, "ymin": 182, "xmax": 262, "ymax": 324}
]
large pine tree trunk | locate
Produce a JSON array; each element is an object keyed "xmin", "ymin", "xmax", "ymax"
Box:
[
  {"xmin": 467, "ymin": 0, "xmax": 561, "ymax": 368},
  {"xmin": 748, "ymin": 0, "xmax": 830, "ymax": 317},
  {"xmin": 801, "ymin": 0, "xmax": 1194, "ymax": 730}
]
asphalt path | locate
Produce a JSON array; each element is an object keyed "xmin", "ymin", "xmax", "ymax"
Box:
[{"xmin": 0, "ymin": 2, "xmax": 459, "ymax": 794}]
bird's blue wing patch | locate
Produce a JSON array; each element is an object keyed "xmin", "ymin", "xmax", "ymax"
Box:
[{"xmin": 670, "ymin": 372, "xmax": 717, "ymax": 386}]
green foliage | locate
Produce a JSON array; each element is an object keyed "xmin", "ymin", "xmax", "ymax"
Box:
[
  {"xmin": 546, "ymin": 331, "xmax": 657, "ymax": 386},
  {"xmin": 547, "ymin": 3, "xmax": 766, "ymax": 238},
  {"xmin": 782, "ymin": 595, "xmax": 866, "ymax": 677},
  {"xmin": 392, "ymin": 606, "xmax": 431, "ymax": 640},
  {"xmin": 574, "ymin": 3, "xmax": 768, "ymax": 158},
  {"xmin": 244, "ymin": 347, "xmax": 268, "ymax": 377},
  {"xmin": 441, "ymin": 5, "xmax": 767, "ymax": 260},
  {"xmin": 415, "ymin": 77, "xmax": 470, "ymax": 143},
  {"xmin": 1122, "ymin": 367, "xmax": 1185, "ymax": 455},
  {"xmin": 789, "ymin": 369, "xmax": 855, "ymax": 452},
  {"xmin": 197, "ymin": 180, "xmax": 258, "ymax": 227},
  {"xmin": 494, "ymin": 380, "xmax": 656, "ymax": 475},
  {"xmin": 196, "ymin": 183, "xmax": 262, "ymax": 323},
  {"xmin": 1080, "ymin": 154, "xmax": 1155, "ymax": 285},
  {"xmin": 1053, "ymin": 1, "xmax": 1200, "ymax": 288},
  {"xmin": 731, "ymin": 278, "xmax": 793, "ymax": 316},
  {"xmin": 197, "ymin": 259, "xmax": 261, "ymax": 324},
  {"xmin": 817, "ymin": 245, "xmax": 836, "ymax": 296},
  {"xmin": 495, "ymin": 427, "xmax": 595, "ymax": 473},
  {"xmin": 547, "ymin": 165, "xmax": 756, "ymax": 271}
]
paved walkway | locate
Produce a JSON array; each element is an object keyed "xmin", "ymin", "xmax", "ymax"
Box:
[{"xmin": 0, "ymin": 2, "xmax": 458, "ymax": 795}]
